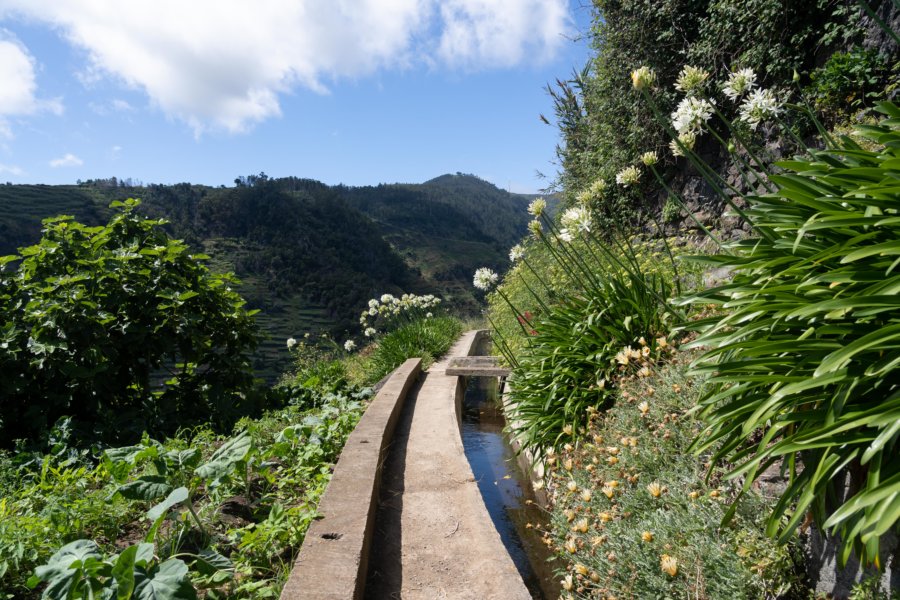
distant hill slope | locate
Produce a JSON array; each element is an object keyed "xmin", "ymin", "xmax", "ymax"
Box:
[{"xmin": 0, "ymin": 174, "xmax": 544, "ymax": 379}]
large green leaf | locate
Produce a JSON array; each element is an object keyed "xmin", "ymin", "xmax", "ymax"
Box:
[
  {"xmin": 117, "ymin": 476, "xmax": 173, "ymax": 502},
  {"xmin": 194, "ymin": 431, "xmax": 251, "ymax": 483},
  {"xmin": 30, "ymin": 539, "xmax": 103, "ymax": 599},
  {"xmin": 146, "ymin": 486, "xmax": 189, "ymax": 523},
  {"xmin": 133, "ymin": 559, "xmax": 197, "ymax": 600}
]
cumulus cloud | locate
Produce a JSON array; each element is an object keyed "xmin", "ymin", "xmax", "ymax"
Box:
[
  {"xmin": 0, "ymin": 30, "xmax": 62, "ymax": 137},
  {"xmin": 49, "ymin": 153, "xmax": 83, "ymax": 168},
  {"xmin": 0, "ymin": 0, "xmax": 570, "ymax": 134}
]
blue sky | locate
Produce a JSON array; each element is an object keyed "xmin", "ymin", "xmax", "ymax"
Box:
[{"xmin": 0, "ymin": 1, "xmax": 593, "ymax": 193}]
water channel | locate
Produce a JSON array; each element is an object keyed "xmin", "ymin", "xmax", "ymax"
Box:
[{"xmin": 460, "ymin": 365, "xmax": 558, "ymax": 599}]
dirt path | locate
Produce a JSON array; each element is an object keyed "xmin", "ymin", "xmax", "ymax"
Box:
[{"xmin": 365, "ymin": 332, "xmax": 532, "ymax": 600}]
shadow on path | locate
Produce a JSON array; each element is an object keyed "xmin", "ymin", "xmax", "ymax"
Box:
[{"xmin": 364, "ymin": 376, "xmax": 423, "ymax": 598}]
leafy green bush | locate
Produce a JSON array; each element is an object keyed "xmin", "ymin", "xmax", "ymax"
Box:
[
  {"xmin": 0, "ymin": 200, "xmax": 260, "ymax": 446},
  {"xmin": 364, "ymin": 316, "xmax": 463, "ymax": 383},
  {"xmin": 274, "ymin": 334, "xmax": 351, "ymax": 409},
  {"xmin": 679, "ymin": 103, "xmax": 900, "ymax": 566},
  {"xmin": 807, "ymin": 47, "xmax": 896, "ymax": 120},
  {"xmin": 550, "ymin": 0, "xmax": 850, "ymax": 217}
]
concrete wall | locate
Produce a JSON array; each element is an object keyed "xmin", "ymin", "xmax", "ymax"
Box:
[{"xmin": 280, "ymin": 358, "xmax": 421, "ymax": 600}]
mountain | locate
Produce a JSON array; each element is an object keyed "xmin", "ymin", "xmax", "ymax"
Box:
[{"xmin": 0, "ymin": 174, "xmax": 545, "ymax": 379}]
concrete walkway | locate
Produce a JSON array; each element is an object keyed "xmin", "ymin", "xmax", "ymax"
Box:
[{"xmin": 365, "ymin": 331, "xmax": 531, "ymax": 600}]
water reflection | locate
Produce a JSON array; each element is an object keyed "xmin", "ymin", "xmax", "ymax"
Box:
[{"xmin": 460, "ymin": 374, "xmax": 558, "ymax": 600}]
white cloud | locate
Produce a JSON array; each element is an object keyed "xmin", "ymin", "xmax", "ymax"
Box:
[
  {"xmin": 0, "ymin": 163, "xmax": 23, "ymax": 176},
  {"xmin": 111, "ymin": 99, "xmax": 134, "ymax": 112},
  {"xmin": 0, "ymin": 1, "xmax": 570, "ymax": 134},
  {"xmin": 49, "ymin": 153, "xmax": 83, "ymax": 168},
  {"xmin": 0, "ymin": 29, "xmax": 62, "ymax": 137},
  {"xmin": 437, "ymin": 0, "xmax": 570, "ymax": 68}
]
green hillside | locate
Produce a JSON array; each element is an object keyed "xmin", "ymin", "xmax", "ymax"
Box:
[{"xmin": 0, "ymin": 173, "xmax": 541, "ymax": 379}]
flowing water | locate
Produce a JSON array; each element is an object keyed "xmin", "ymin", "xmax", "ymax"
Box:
[{"xmin": 460, "ymin": 373, "xmax": 559, "ymax": 599}]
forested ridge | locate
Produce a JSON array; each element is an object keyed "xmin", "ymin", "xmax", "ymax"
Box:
[{"xmin": 0, "ymin": 173, "xmax": 541, "ymax": 378}]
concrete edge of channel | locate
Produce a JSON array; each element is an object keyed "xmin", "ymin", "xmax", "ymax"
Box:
[{"xmin": 279, "ymin": 357, "xmax": 422, "ymax": 600}]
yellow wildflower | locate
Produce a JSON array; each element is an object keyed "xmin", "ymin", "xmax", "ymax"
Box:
[
  {"xmin": 565, "ymin": 538, "xmax": 578, "ymax": 553},
  {"xmin": 647, "ymin": 482, "xmax": 663, "ymax": 498},
  {"xmin": 575, "ymin": 563, "xmax": 589, "ymax": 576},
  {"xmin": 660, "ymin": 554, "xmax": 678, "ymax": 576},
  {"xmin": 567, "ymin": 480, "xmax": 578, "ymax": 493},
  {"xmin": 641, "ymin": 531, "xmax": 654, "ymax": 543},
  {"xmin": 581, "ymin": 489, "xmax": 592, "ymax": 502},
  {"xmin": 574, "ymin": 518, "xmax": 589, "ymax": 533},
  {"xmin": 562, "ymin": 574, "xmax": 574, "ymax": 591}
]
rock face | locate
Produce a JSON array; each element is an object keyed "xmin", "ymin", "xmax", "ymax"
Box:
[
  {"xmin": 862, "ymin": 0, "xmax": 900, "ymax": 60},
  {"xmin": 804, "ymin": 528, "xmax": 899, "ymax": 598}
]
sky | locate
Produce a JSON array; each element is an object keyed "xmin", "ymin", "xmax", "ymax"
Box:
[{"xmin": 0, "ymin": 1, "xmax": 593, "ymax": 193}]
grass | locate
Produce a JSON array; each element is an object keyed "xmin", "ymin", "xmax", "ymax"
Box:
[{"xmin": 360, "ymin": 316, "xmax": 464, "ymax": 383}]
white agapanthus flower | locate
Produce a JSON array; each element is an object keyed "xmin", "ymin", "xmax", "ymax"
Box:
[
  {"xmin": 670, "ymin": 131, "xmax": 697, "ymax": 158},
  {"xmin": 368, "ymin": 299, "xmax": 379, "ymax": 309},
  {"xmin": 528, "ymin": 219, "xmax": 542, "ymax": 237},
  {"xmin": 426, "ymin": 312, "xmax": 433, "ymax": 318},
  {"xmin": 589, "ymin": 178, "xmax": 607, "ymax": 196},
  {"xmin": 560, "ymin": 206, "xmax": 592, "ymax": 234},
  {"xmin": 364, "ymin": 327, "xmax": 376, "ymax": 337},
  {"xmin": 640, "ymin": 151, "xmax": 658, "ymax": 166},
  {"xmin": 558, "ymin": 228, "xmax": 574, "ymax": 243},
  {"xmin": 380, "ymin": 293, "xmax": 394, "ymax": 304},
  {"xmin": 616, "ymin": 165, "xmax": 641, "ymax": 187},
  {"xmin": 286, "ymin": 337, "xmax": 297, "ymax": 349},
  {"xmin": 509, "ymin": 244, "xmax": 526, "ymax": 262},
  {"xmin": 631, "ymin": 66, "xmax": 656, "ymax": 90},
  {"xmin": 674, "ymin": 66, "xmax": 710, "ymax": 94},
  {"xmin": 344, "ymin": 340, "xmax": 356, "ymax": 352},
  {"xmin": 738, "ymin": 88, "xmax": 781, "ymax": 129},
  {"xmin": 473, "ymin": 267, "xmax": 499, "ymax": 291},
  {"xmin": 527, "ymin": 197, "xmax": 547, "ymax": 217},
  {"xmin": 723, "ymin": 68, "xmax": 757, "ymax": 102},
  {"xmin": 671, "ymin": 96, "xmax": 714, "ymax": 135}
]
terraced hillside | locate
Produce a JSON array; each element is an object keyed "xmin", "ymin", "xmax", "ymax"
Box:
[{"xmin": 0, "ymin": 174, "xmax": 543, "ymax": 379}]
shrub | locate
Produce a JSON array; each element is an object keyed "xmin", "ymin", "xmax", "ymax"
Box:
[
  {"xmin": 364, "ymin": 316, "xmax": 463, "ymax": 383},
  {"xmin": 488, "ymin": 200, "xmax": 681, "ymax": 452},
  {"xmin": 679, "ymin": 103, "xmax": 900, "ymax": 565},
  {"xmin": 545, "ymin": 354, "xmax": 802, "ymax": 598},
  {"xmin": 0, "ymin": 200, "xmax": 260, "ymax": 446},
  {"xmin": 807, "ymin": 47, "xmax": 896, "ymax": 121},
  {"xmin": 503, "ymin": 269, "xmax": 673, "ymax": 452}
]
